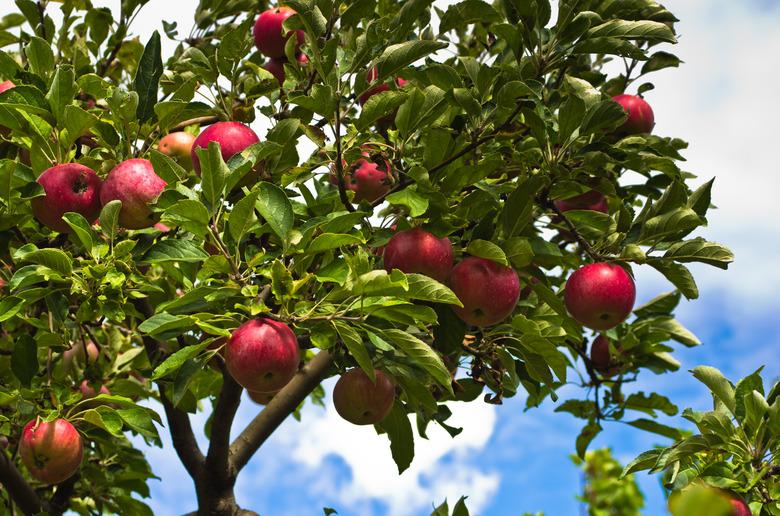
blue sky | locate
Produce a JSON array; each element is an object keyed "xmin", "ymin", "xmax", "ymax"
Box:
[{"xmin": 4, "ymin": 0, "xmax": 779, "ymax": 514}]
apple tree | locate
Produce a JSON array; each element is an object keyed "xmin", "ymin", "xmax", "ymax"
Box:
[{"xmin": 0, "ymin": 0, "xmax": 753, "ymax": 515}]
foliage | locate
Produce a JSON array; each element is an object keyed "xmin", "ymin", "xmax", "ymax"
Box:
[
  {"xmin": 626, "ymin": 367, "xmax": 780, "ymax": 515},
  {"xmin": 0, "ymin": 0, "xmax": 741, "ymax": 514},
  {"xmin": 573, "ymin": 448, "xmax": 644, "ymax": 515}
]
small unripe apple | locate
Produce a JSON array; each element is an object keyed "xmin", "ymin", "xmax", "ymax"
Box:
[
  {"xmin": 333, "ymin": 368, "xmax": 395, "ymax": 425},
  {"xmin": 553, "ymin": 191, "xmax": 608, "ymax": 213},
  {"xmin": 248, "ymin": 390, "xmax": 278, "ymax": 405},
  {"xmin": 612, "ymin": 94, "xmax": 654, "ymax": 135},
  {"xmin": 19, "ymin": 418, "xmax": 83, "ymax": 485},
  {"xmin": 158, "ymin": 132, "xmax": 196, "ymax": 169},
  {"xmin": 31, "ymin": 163, "xmax": 103, "ymax": 233},
  {"xmin": 79, "ymin": 379, "xmax": 111, "ymax": 399},
  {"xmin": 383, "ymin": 228, "xmax": 454, "ymax": 282},
  {"xmin": 264, "ymin": 53, "xmax": 309, "ymax": 85},
  {"xmin": 253, "ymin": 7, "xmax": 305, "ymax": 58},
  {"xmin": 564, "ymin": 263, "xmax": 636, "ymax": 330},
  {"xmin": 331, "ymin": 152, "xmax": 392, "ymax": 203},
  {"xmin": 225, "ymin": 319, "xmax": 300, "ymax": 393},
  {"xmin": 0, "ymin": 80, "xmax": 15, "ymax": 93},
  {"xmin": 191, "ymin": 122, "xmax": 260, "ymax": 174},
  {"xmin": 449, "ymin": 257, "xmax": 521, "ymax": 326},
  {"xmin": 590, "ymin": 335, "xmax": 622, "ymax": 377},
  {"xmin": 100, "ymin": 158, "xmax": 166, "ymax": 229}
]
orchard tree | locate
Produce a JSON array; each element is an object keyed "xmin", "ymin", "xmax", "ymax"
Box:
[{"xmin": 0, "ymin": 0, "xmax": 755, "ymax": 515}]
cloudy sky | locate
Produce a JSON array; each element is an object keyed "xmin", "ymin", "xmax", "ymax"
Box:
[{"xmin": 4, "ymin": 0, "xmax": 779, "ymax": 514}]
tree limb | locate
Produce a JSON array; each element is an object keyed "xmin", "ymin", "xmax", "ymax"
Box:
[
  {"xmin": 0, "ymin": 451, "xmax": 42, "ymax": 515},
  {"xmin": 204, "ymin": 370, "xmax": 242, "ymax": 483},
  {"xmin": 159, "ymin": 389, "xmax": 206, "ymax": 479},
  {"xmin": 230, "ymin": 350, "xmax": 334, "ymax": 471},
  {"xmin": 48, "ymin": 473, "xmax": 79, "ymax": 516}
]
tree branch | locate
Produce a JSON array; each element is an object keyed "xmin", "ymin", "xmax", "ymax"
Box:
[
  {"xmin": 204, "ymin": 370, "xmax": 242, "ymax": 483},
  {"xmin": 0, "ymin": 451, "xmax": 42, "ymax": 515},
  {"xmin": 546, "ymin": 195, "xmax": 605, "ymax": 262},
  {"xmin": 333, "ymin": 106, "xmax": 355, "ymax": 212},
  {"xmin": 48, "ymin": 473, "xmax": 79, "ymax": 516},
  {"xmin": 230, "ymin": 350, "xmax": 334, "ymax": 471},
  {"xmin": 159, "ymin": 389, "xmax": 206, "ymax": 479}
]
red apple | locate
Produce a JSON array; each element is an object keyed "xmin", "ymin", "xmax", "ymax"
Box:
[
  {"xmin": 248, "ymin": 390, "xmax": 278, "ymax": 405},
  {"xmin": 564, "ymin": 262, "xmax": 636, "ymax": 330},
  {"xmin": 100, "ymin": 158, "xmax": 166, "ymax": 229},
  {"xmin": 225, "ymin": 318, "xmax": 300, "ymax": 393},
  {"xmin": 729, "ymin": 497, "xmax": 751, "ymax": 516},
  {"xmin": 333, "ymin": 368, "xmax": 395, "ymax": 425},
  {"xmin": 331, "ymin": 152, "xmax": 392, "ymax": 203},
  {"xmin": 449, "ymin": 257, "xmax": 521, "ymax": 326},
  {"xmin": 0, "ymin": 80, "xmax": 15, "ymax": 94},
  {"xmin": 264, "ymin": 53, "xmax": 309, "ymax": 85},
  {"xmin": 158, "ymin": 132, "xmax": 196, "ymax": 169},
  {"xmin": 359, "ymin": 67, "xmax": 408, "ymax": 105},
  {"xmin": 19, "ymin": 418, "xmax": 83, "ymax": 484},
  {"xmin": 590, "ymin": 335, "xmax": 622, "ymax": 377},
  {"xmin": 191, "ymin": 121, "xmax": 260, "ymax": 174},
  {"xmin": 553, "ymin": 191, "xmax": 608, "ymax": 213},
  {"xmin": 253, "ymin": 7, "xmax": 305, "ymax": 58},
  {"xmin": 31, "ymin": 163, "xmax": 103, "ymax": 233},
  {"xmin": 613, "ymin": 94, "xmax": 654, "ymax": 135},
  {"xmin": 79, "ymin": 379, "xmax": 111, "ymax": 399},
  {"xmin": 383, "ymin": 228, "xmax": 454, "ymax": 282}
]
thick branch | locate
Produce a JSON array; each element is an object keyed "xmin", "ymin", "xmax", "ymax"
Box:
[
  {"xmin": 48, "ymin": 473, "xmax": 79, "ymax": 516},
  {"xmin": 160, "ymin": 389, "xmax": 206, "ymax": 479},
  {"xmin": 204, "ymin": 371, "xmax": 242, "ymax": 483},
  {"xmin": 230, "ymin": 350, "xmax": 334, "ymax": 471},
  {"xmin": 0, "ymin": 451, "xmax": 42, "ymax": 515}
]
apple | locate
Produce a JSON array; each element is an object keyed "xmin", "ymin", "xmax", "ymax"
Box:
[
  {"xmin": 264, "ymin": 53, "xmax": 309, "ymax": 85},
  {"xmin": 590, "ymin": 335, "xmax": 622, "ymax": 377},
  {"xmin": 449, "ymin": 257, "xmax": 521, "ymax": 326},
  {"xmin": 31, "ymin": 163, "xmax": 103, "ymax": 233},
  {"xmin": 158, "ymin": 131, "xmax": 196, "ymax": 169},
  {"xmin": 225, "ymin": 318, "xmax": 300, "ymax": 393},
  {"xmin": 0, "ymin": 80, "xmax": 14, "ymax": 93},
  {"xmin": 333, "ymin": 368, "xmax": 395, "ymax": 425},
  {"xmin": 383, "ymin": 228, "xmax": 454, "ymax": 282},
  {"xmin": 331, "ymin": 152, "xmax": 392, "ymax": 203},
  {"xmin": 553, "ymin": 191, "xmax": 608, "ymax": 213},
  {"xmin": 248, "ymin": 390, "xmax": 278, "ymax": 405},
  {"xmin": 728, "ymin": 497, "xmax": 751, "ymax": 516},
  {"xmin": 564, "ymin": 262, "xmax": 636, "ymax": 330},
  {"xmin": 19, "ymin": 418, "xmax": 83, "ymax": 484},
  {"xmin": 612, "ymin": 94, "xmax": 654, "ymax": 135},
  {"xmin": 0, "ymin": 435, "xmax": 8, "ymax": 449},
  {"xmin": 253, "ymin": 7, "xmax": 305, "ymax": 58},
  {"xmin": 79, "ymin": 379, "xmax": 111, "ymax": 399},
  {"xmin": 62, "ymin": 340, "xmax": 100, "ymax": 372},
  {"xmin": 359, "ymin": 67, "xmax": 408, "ymax": 105},
  {"xmin": 191, "ymin": 121, "xmax": 260, "ymax": 174},
  {"xmin": 100, "ymin": 158, "xmax": 167, "ymax": 229}
]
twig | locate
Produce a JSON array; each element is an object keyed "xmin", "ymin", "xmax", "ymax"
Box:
[
  {"xmin": 547, "ymin": 195, "xmax": 605, "ymax": 262},
  {"xmin": 0, "ymin": 451, "xmax": 43, "ymax": 515},
  {"xmin": 332, "ymin": 106, "xmax": 355, "ymax": 212}
]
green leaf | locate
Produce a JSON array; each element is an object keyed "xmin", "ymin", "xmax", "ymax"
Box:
[
  {"xmin": 374, "ymin": 41, "xmax": 447, "ymax": 82},
  {"xmin": 99, "ymin": 200, "xmax": 122, "ymax": 239},
  {"xmin": 633, "ymin": 291, "xmax": 681, "ymax": 318},
  {"xmin": 62, "ymin": 212, "xmax": 96, "ymax": 255},
  {"xmin": 624, "ymin": 392, "xmax": 678, "ymax": 417},
  {"xmin": 117, "ymin": 407, "xmax": 160, "ymax": 440},
  {"xmin": 162, "ymin": 200, "xmax": 210, "ymax": 238},
  {"xmin": 0, "ymin": 296, "xmax": 24, "ymax": 322},
  {"xmin": 381, "ymin": 329, "xmax": 452, "ymax": 391},
  {"xmin": 638, "ymin": 208, "xmax": 702, "ymax": 243},
  {"xmin": 663, "ymin": 238, "xmax": 734, "ymax": 270},
  {"xmin": 378, "ymin": 402, "xmax": 414, "ymax": 474},
  {"xmin": 139, "ymin": 312, "xmax": 193, "ymax": 339},
  {"xmin": 16, "ymin": 248, "xmax": 72, "ymax": 276},
  {"xmin": 308, "ymin": 233, "xmax": 364, "ymax": 253},
  {"xmin": 357, "ymin": 90, "xmax": 407, "ymax": 130},
  {"xmin": 151, "ymin": 340, "xmax": 210, "ymax": 380},
  {"xmin": 46, "ymin": 65, "xmax": 76, "ymax": 125},
  {"xmin": 256, "ymin": 182, "xmax": 294, "ymax": 244},
  {"xmin": 405, "ymin": 274, "xmax": 463, "ymax": 306},
  {"xmin": 134, "ymin": 31, "xmax": 163, "ymax": 122},
  {"xmin": 25, "ymin": 36, "xmax": 54, "ymax": 78},
  {"xmin": 647, "ymin": 259, "xmax": 699, "ymax": 300},
  {"xmin": 558, "ymin": 96, "xmax": 586, "ymax": 143},
  {"xmin": 622, "ymin": 449, "xmax": 663, "ymax": 476},
  {"xmin": 11, "ymin": 334, "xmax": 37, "ymax": 386},
  {"xmin": 228, "ymin": 190, "xmax": 259, "ymax": 243},
  {"xmin": 576, "ymin": 421, "xmax": 601, "ymax": 458},
  {"xmin": 500, "ymin": 176, "xmax": 544, "ymax": 237},
  {"xmin": 581, "ymin": 99, "xmax": 628, "ymax": 134},
  {"xmin": 62, "ymin": 105, "xmax": 98, "ymax": 148},
  {"xmin": 439, "ymin": 0, "xmax": 501, "ymax": 33},
  {"xmin": 573, "ymin": 37, "xmax": 646, "ymax": 59},
  {"xmin": 149, "ymin": 150, "xmax": 188, "ymax": 183},
  {"xmin": 143, "ymin": 239, "xmax": 209, "ymax": 263},
  {"xmin": 385, "ymin": 187, "xmax": 429, "ymax": 217},
  {"xmin": 642, "ymin": 51, "xmax": 682, "ymax": 74},
  {"xmin": 197, "ymin": 143, "xmax": 228, "ymax": 213},
  {"xmin": 587, "ymin": 19, "xmax": 677, "ymax": 43},
  {"xmin": 465, "ymin": 239, "xmax": 508, "ymax": 266},
  {"xmin": 691, "ymin": 366, "xmax": 736, "ymax": 414},
  {"xmin": 82, "ymin": 407, "xmax": 123, "ymax": 436},
  {"xmin": 333, "ymin": 321, "xmax": 374, "ymax": 382}
]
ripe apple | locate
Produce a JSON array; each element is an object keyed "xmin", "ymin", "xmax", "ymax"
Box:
[
  {"xmin": 79, "ymin": 379, "xmax": 111, "ymax": 399},
  {"xmin": 100, "ymin": 158, "xmax": 167, "ymax": 229},
  {"xmin": 383, "ymin": 228, "xmax": 454, "ymax": 282},
  {"xmin": 0, "ymin": 80, "xmax": 14, "ymax": 93},
  {"xmin": 449, "ymin": 257, "xmax": 521, "ymax": 326},
  {"xmin": 225, "ymin": 318, "xmax": 300, "ymax": 393},
  {"xmin": 729, "ymin": 497, "xmax": 751, "ymax": 516},
  {"xmin": 359, "ymin": 67, "xmax": 408, "ymax": 105},
  {"xmin": 158, "ymin": 131, "xmax": 196, "ymax": 169},
  {"xmin": 248, "ymin": 390, "xmax": 278, "ymax": 405},
  {"xmin": 31, "ymin": 163, "xmax": 103, "ymax": 233},
  {"xmin": 553, "ymin": 191, "xmax": 608, "ymax": 213},
  {"xmin": 264, "ymin": 53, "xmax": 309, "ymax": 85},
  {"xmin": 564, "ymin": 262, "xmax": 636, "ymax": 330},
  {"xmin": 191, "ymin": 121, "xmax": 260, "ymax": 174},
  {"xmin": 253, "ymin": 7, "xmax": 305, "ymax": 58},
  {"xmin": 590, "ymin": 335, "xmax": 622, "ymax": 377},
  {"xmin": 612, "ymin": 94, "xmax": 654, "ymax": 135},
  {"xmin": 333, "ymin": 368, "xmax": 395, "ymax": 425},
  {"xmin": 331, "ymin": 152, "xmax": 392, "ymax": 203},
  {"xmin": 19, "ymin": 418, "xmax": 83, "ymax": 484}
]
